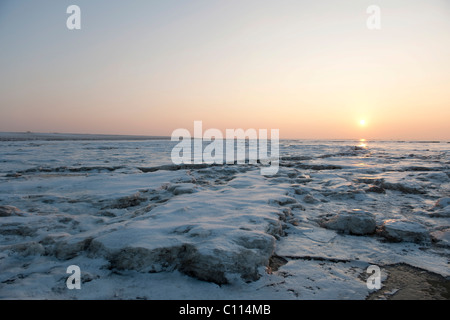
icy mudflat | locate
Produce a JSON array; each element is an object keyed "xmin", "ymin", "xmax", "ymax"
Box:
[{"xmin": 0, "ymin": 137, "xmax": 449, "ymax": 299}]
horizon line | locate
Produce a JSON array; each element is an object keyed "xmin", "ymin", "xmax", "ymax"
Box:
[{"xmin": 0, "ymin": 131, "xmax": 448, "ymax": 143}]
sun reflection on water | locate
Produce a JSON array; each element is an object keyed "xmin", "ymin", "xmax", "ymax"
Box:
[{"xmin": 358, "ymin": 138, "xmax": 367, "ymax": 148}]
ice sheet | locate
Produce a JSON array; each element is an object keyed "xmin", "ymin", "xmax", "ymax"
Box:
[{"xmin": 0, "ymin": 138, "xmax": 449, "ymax": 299}]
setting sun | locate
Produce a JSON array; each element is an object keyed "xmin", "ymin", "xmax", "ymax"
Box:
[{"xmin": 359, "ymin": 120, "xmax": 367, "ymax": 126}]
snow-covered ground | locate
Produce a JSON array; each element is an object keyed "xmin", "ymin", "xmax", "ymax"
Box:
[{"xmin": 0, "ymin": 137, "xmax": 449, "ymax": 299}]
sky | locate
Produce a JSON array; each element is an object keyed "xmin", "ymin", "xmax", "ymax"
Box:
[{"xmin": 0, "ymin": 0, "xmax": 449, "ymax": 140}]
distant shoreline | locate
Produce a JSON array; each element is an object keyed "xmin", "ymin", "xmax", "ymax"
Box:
[
  {"xmin": 0, "ymin": 132, "xmax": 447, "ymax": 143},
  {"xmin": 0, "ymin": 132, "xmax": 171, "ymax": 141}
]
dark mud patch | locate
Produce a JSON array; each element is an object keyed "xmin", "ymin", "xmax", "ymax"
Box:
[
  {"xmin": 367, "ymin": 263, "xmax": 450, "ymax": 300},
  {"xmin": 267, "ymin": 255, "xmax": 288, "ymax": 273}
]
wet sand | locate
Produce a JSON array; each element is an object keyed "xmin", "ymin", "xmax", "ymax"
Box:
[{"xmin": 367, "ymin": 264, "xmax": 450, "ymax": 300}]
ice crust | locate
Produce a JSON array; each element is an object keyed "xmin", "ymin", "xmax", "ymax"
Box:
[{"xmin": 0, "ymin": 139, "xmax": 449, "ymax": 299}]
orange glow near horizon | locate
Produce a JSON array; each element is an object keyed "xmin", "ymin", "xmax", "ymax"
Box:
[{"xmin": 0, "ymin": 1, "xmax": 449, "ymax": 140}]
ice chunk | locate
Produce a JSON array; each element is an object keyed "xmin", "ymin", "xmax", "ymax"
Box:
[
  {"xmin": 320, "ymin": 209, "xmax": 376, "ymax": 235},
  {"xmin": 104, "ymin": 192, "xmax": 146, "ymax": 209},
  {"xmin": 167, "ymin": 184, "xmax": 196, "ymax": 195},
  {"xmin": 365, "ymin": 185, "xmax": 385, "ymax": 194},
  {"xmin": 431, "ymin": 229, "xmax": 450, "ymax": 248},
  {"xmin": 303, "ymin": 194, "xmax": 320, "ymax": 204},
  {"xmin": 433, "ymin": 197, "xmax": 450, "ymax": 209},
  {"xmin": 269, "ymin": 195, "xmax": 297, "ymax": 206},
  {"xmin": 0, "ymin": 205, "xmax": 22, "ymax": 217},
  {"xmin": 91, "ymin": 220, "xmax": 276, "ymax": 284},
  {"xmin": 4, "ymin": 242, "xmax": 45, "ymax": 256},
  {"xmin": 53, "ymin": 236, "xmax": 94, "ymax": 260},
  {"xmin": 380, "ymin": 220, "xmax": 430, "ymax": 243},
  {"xmin": 0, "ymin": 223, "xmax": 36, "ymax": 236}
]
